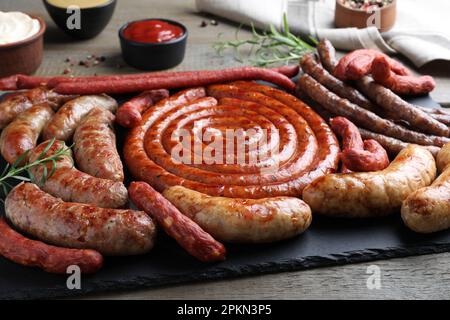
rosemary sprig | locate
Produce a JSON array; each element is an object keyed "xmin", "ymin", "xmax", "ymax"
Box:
[
  {"xmin": 213, "ymin": 14, "xmax": 317, "ymax": 67},
  {"xmin": 0, "ymin": 138, "xmax": 72, "ymax": 202}
]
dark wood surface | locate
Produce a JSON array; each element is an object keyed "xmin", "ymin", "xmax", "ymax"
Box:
[{"xmin": 2, "ymin": 0, "xmax": 450, "ymax": 300}]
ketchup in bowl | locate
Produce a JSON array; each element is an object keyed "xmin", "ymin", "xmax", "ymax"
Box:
[
  {"xmin": 123, "ymin": 19, "xmax": 184, "ymax": 44},
  {"xmin": 119, "ymin": 18, "xmax": 188, "ymax": 70}
]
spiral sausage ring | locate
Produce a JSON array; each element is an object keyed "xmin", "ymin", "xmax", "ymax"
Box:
[{"xmin": 124, "ymin": 82, "xmax": 339, "ymax": 243}]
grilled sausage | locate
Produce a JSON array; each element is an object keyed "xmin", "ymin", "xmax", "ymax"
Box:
[
  {"xmin": 73, "ymin": 108, "xmax": 124, "ymax": 181},
  {"xmin": 358, "ymin": 128, "xmax": 441, "ymax": 158},
  {"xmin": 5, "ymin": 183, "xmax": 156, "ymax": 256},
  {"xmin": 0, "ymin": 103, "xmax": 53, "ymax": 164},
  {"xmin": 401, "ymin": 142, "xmax": 450, "ymax": 233},
  {"xmin": 162, "ymin": 185, "xmax": 312, "ymax": 243},
  {"xmin": 0, "ymin": 217, "xmax": 103, "ymax": 274},
  {"xmin": 129, "ymin": 182, "xmax": 226, "ymax": 262},
  {"xmin": 28, "ymin": 140, "xmax": 128, "ymax": 209},
  {"xmin": 303, "ymin": 145, "xmax": 436, "ymax": 218},
  {"xmin": 300, "ymin": 53, "xmax": 380, "ymax": 113},
  {"xmin": 42, "ymin": 94, "xmax": 118, "ymax": 141},
  {"xmin": 317, "ymin": 39, "xmax": 338, "ymax": 74},
  {"xmin": 116, "ymin": 89, "xmax": 170, "ymax": 128},
  {"xmin": 0, "ymin": 87, "xmax": 74, "ymax": 129},
  {"xmin": 298, "ymin": 74, "xmax": 450, "ymax": 147},
  {"xmin": 330, "ymin": 117, "xmax": 389, "ymax": 172},
  {"xmin": 124, "ymin": 84, "xmax": 339, "ymax": 199}
]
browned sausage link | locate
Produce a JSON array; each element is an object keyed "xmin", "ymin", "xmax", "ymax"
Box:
[
  {"xmin": 129, "ymin": 181, "xmax": 226, "ymax": 262},
  {"xmin": 73, "ymin": 108, "xmax": 124, "ymax": 181},
  {"xmin": 298, "ymin": 74, "xmax": 450, "ymax": 147},
  {"xmin": 28, "ymin": 140, "xmax": 128, "ymax": 209},
  {"xmin": 5, "ymin": 183, "xmax": 156, "ymax": 256},
  {"xmin": 0, "ymin": 87, "xmax": 75, "ymax": 130},
  {"xmin": 124, "ymin": 85, "xmax": 339, "ymax": 198},
  {"xmin": 358, "ymin": 127, "xmax": 441, "ymax": 158},
  {"xmin": 0, "ymin": 217, "xmax": 103, "ymax": 274},
  {"xmin": 300, "ymin": 53, "xmax": 380, "ymax": 113},
  {"xmin": 43, "ymin": 94, "xmax": 118, "ymax": 142},
  {"xmin": 0, "ymin": 75, "xmax": 18, "ymax": 90},
  {"xmin": 0, "ymin": 103, "xmax": 54, "ymax": 164},
  {"xmin": 317, "ymin": 39, "xmax": 338, "ymax": 73},
  {"xmin": 356, "ymin": 76, "xmax": 448, "ymax": 137},
  {"xmin": 116, "ymin": 89, "xmax": 170, "ymax": 128}
]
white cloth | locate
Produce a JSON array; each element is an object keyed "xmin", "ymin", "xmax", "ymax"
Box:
[{"xmin": 196, "ymin": 0, "xmax": 450, "ymax": 67}]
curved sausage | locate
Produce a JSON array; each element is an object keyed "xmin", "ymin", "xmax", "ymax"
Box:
[
  {"xmin": 116, "ymin": 89, "xmax": 169, "ymax": 128},
  {"xmin": 5, "ymin": 183, "xmax": 156, "ymax": 256},
  {"xmin": 401, "ymin": 142, "xmax": 450, "ymax": 233},
  {"xmin": 28, "ymin": 140, "xmax": 128, "ymax": 209},
  {"xmin": 162, "ymin": 185, "xmax": 312, "ymax": 243},
  {"xmin": 42, "ymin": 94, "xmax": 118, "ymax": 141},
  {"xmin": 73, "ymin": 108, "xmax": 124, "ymax": 181},
  {"xmin": 0, "ymin": 103, "xmax": 54, "ymax": 164},
  {"xmin": 303, "ymin": 145, "xmax": 436, "ymax": 218},
  {"xmin": 0, "ymin": 217, "xmax": 103, "ymax": 274},
  {"xmin": 0, "ymin": 87, "xmax": 75, "ymax": 130},
  {"xmin": 298, "ymin": 74, "xmax": 450, "ymax": 147},
  {"xmin": 334, "ymin": 49, "xmax": 411, "ymax": 81},
  {"xmin": 129, "ymin": 182, "xmax": 226, "ymax": 262},
  {"xmin": 358, "ymin": 127, "xmax": 441, "ymax": 158}
]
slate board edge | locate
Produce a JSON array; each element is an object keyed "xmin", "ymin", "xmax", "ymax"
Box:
[{"xmin": 4, "ymin": 243, "xmax": 450, "ymax": 300}]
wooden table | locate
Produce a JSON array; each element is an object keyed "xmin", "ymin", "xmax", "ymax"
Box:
[{"xmin": 3, "ymin": 0, "xmax": 450, "ymax": 300}]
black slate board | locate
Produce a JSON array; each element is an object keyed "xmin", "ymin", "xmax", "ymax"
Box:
[{"xmin": 0, "ymin": 92, "xmax": 448, "ymax": 300}]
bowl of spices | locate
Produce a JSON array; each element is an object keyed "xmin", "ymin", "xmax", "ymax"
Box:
[
  {"xmin": 43, "ymin": 0, "xmax": 116, "ymax": 39},
  {"xmin": 335, "ymin": 0, "xmax": 397, "ymax": 32},
  {"xmin": 119, "ymin": 18, "xmax": 188, "ymax": 70},
  {"xmin": 0, "ymin": 12, "xmax": 46, "ymax": 77}
]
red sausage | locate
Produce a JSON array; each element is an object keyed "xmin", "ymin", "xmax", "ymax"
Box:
[
  {"xmin": 0, "ymin": 217, "xmax": 103, "ymax": 274},
  {"xmin": 116, "ymin": 89, "xmax": 169, "ymax": 128},
  {"xmin": 17, "ymin": 75, "xmax": 51, "ymax": 89},
  {"xmin": 128, "ymin": 181, "xmax": 226, "ymax": 262},
  {"xmin": 53, "ymin": 67, "xmax": 296, "ymax": 95},
  {"xmin": 330, "ymin": 117, "xmax": 389, "ymax": 172},
  {"xmin": 44, "ymin": 65, "xmax": 299, "ymax": 88}
]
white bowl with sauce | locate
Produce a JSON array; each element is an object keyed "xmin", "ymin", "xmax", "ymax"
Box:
[{"xmin": 0, "ymin": 12, "xmax": 46, "ymax": 77}]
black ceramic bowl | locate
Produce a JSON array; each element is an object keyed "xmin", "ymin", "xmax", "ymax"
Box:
[
  {"xmin": 119, "ymin": 18, "xmax": 188, "ymax": 71},
  {"xmin": 43, "ymin": 0, "xmax": 116, "ymax": 39}
]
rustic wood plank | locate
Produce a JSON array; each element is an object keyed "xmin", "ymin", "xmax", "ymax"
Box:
[{"xmin": 3, "ymin": 0, "xmax": 450, "ymax": 300}]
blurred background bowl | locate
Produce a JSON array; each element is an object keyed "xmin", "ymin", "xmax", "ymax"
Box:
[
  {"xmin": 43, "ymin": 0, "xmax": 116, "ymax": 39},
  {"xmin": 335, "ymin": 0, "xmax": 397, "ymax": 32},
  {"xmin": 0, "ymin": 15, "xmax": 46, "ymax": 77}
]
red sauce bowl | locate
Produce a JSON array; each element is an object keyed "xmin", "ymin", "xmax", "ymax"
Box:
[{"xmin": 119, "ymin": 18, "xmax": 188, "ymax": 71}]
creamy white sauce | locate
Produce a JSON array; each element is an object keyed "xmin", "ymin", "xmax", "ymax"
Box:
[{"xmin": 0, "ymin": 11, "xmax": 40, "ymax": 45}]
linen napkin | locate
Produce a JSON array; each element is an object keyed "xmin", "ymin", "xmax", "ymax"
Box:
[{"xmin": 196, "ymin": 0, "xmax": 450, "ymax": 67}]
